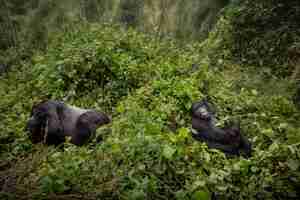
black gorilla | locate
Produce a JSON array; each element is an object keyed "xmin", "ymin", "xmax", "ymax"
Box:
[
  {"xmin": 191, "ymin": 100, "xmax": 252, "ymax": 157},
  {"xmin": 0, "ymin": 64, "xmax": 8, "ymax": 75},
  {"xmin": 26, "ymin": 100, "xmax": 111, "ymax": 146},
  {"xmin": 294, "ymin": 83, "xmax": 300, "ymax": 109}
]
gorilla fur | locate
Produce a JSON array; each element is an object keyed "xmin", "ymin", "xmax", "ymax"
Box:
[
  {"xmin": 191, "ymin": 100, "xmax": 252, "ymax": 157},
  {"xmin": 26, "ymin": 100, "xmax": 111, "ymax": 146},
  {"xmin": 294, "ymin": 83, "xmax": 300, "ymax": 109}
]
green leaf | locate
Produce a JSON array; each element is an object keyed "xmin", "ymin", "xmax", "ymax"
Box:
[
  {"xmin": 251, "ymin": 89, "xmax": 258, "ymax": 96},
  {"xmin": 192, "ymin": 190, "xmax": 211, "ymax": 200},
  {"xmin": 268, "ymin": 142, "xmax": 279, "ymax": 151},
  {"xmin": 116, "ymin": 104, "xmax": 125, "ymax": 113},
  {"xmin": 178, "ymin": 127, "xmax": 189, "ymax": 141},
  {"xmin": 287, "ymin": 159, "xmax": 299, "ymax": 171},
  {"xmin": 262, "ymin": 128, "xmax": 274, "ymax": 138},
  {"xmin": 162, "ymin": 145, "xmax": 176, "ymax": 160}
]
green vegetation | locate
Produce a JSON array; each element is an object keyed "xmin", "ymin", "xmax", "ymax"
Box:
[
  {"xmin": 0, "ymin": 0, "xmax": 228, "ymax": 51},
  {"xmin": 1, "ymin": 1, "xmax": 300, "ymax": 200},
  {"xmin": 227, "ymin": 0, "xmax": 300, "ymax": 77}
]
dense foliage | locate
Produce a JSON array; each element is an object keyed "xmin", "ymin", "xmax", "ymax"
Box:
[
  {"xmin": 1, "ymin": 0, "xmax": 300, "ymax": 197},
  {"xmin": 227, "ymin": 0, "xmax": 300, "ymax": 76},
  {"xmin": 0, "ymin": 20, "xmax": 299, "ymax": 199}
]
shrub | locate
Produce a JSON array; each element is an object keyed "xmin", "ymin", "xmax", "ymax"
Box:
[
  {"xmin": 227, "ymin": 0, "xmax": 300, "ymax": 76},
  {"xmin": 0, "ymin": 22, "xmax": 299, "ymax": 199}
]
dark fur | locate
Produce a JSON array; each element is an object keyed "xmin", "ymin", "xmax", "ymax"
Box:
[
  {"xmin": 0, "ymin": 64, "xmax": 8, "ymax": 75},
  {"xmin": 26, "ymin": 100, "xmax": 110, "ymax": 146},
  {"xmin": 294, "ymin": 83, "xmax": 300, "ymax": 109},
  {"xmin": 191, "ymin": 100, "xmax": 252, "ymax": 157}
]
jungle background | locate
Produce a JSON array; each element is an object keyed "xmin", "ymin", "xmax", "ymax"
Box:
[{"xmin": 0, "ymin": 0, "xmax": 300, "ymax": 199}]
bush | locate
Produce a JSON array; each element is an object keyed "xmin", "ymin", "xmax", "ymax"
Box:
[
  {"xmin": 227, "ymin": 0, "xmax": 300, "ymax": 76},
  {"xmin": 0, "ymin": 23, "xmax": 299, "ymax": 199}
]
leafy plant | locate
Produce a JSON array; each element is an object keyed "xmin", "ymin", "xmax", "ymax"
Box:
[{"xmin": 1, "ymin": 20, "xmax": 300, "ymax": 200}]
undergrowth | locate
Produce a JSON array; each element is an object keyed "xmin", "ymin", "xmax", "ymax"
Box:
[{"xmin": 0, "ymin": 22, "xmax": 299, "ymax": 200}]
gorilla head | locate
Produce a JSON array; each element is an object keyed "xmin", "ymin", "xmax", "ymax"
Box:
[
  {"xmin": 191, "ymin": 100, "xmax": 252, "ymax": 157},
  {"xmin": 26, "ymin": 100, "xmax": 111, "ymax": 146}
]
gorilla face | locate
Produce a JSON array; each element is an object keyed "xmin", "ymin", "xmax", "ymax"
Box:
[
  {"xmin": 26, "ymin": 103, "xmax": 49, "ymax": 143},
  {"xmin": 191, "ymin": 100, "xmax": 252, "ymax": 157},
  {"xmin": 191, "ymin": 100, "xmax": 215, "ymax": 121}
]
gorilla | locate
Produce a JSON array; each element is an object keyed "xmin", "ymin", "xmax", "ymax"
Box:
[
  {"xmin": 191, "ymin": 100, "xmax": 252, "ymax": 157},
  {"xmin": 0, "ymin": 64, "xmax": 7, "ymax": 75},
  {"xmin": 294, "ymin": 83, "xmax": 300, "ymax": 109},
  {"xmin": 26, "ymin": 100, "xmax": 111, "ymax": 146}
]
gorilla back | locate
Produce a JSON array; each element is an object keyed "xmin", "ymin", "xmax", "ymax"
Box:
[{"xmin": 26, "ymin": 100, "xmax": 111, "ymax": 146}]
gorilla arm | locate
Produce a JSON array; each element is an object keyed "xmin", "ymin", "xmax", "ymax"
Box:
[
  {"xmin": 191, "ymin": 117, "xmax": 231, "ymax": 144},
  {"xmin": 238, "ymin": 134, "xmax": 252, "ymax": 157},
  {"xmin": 44, "ymin": 107, "xmax": 65, "ymax": 145},
  {"xmin": 191, "ymin": 128, "xmax": 240, "ymax": 156}
]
